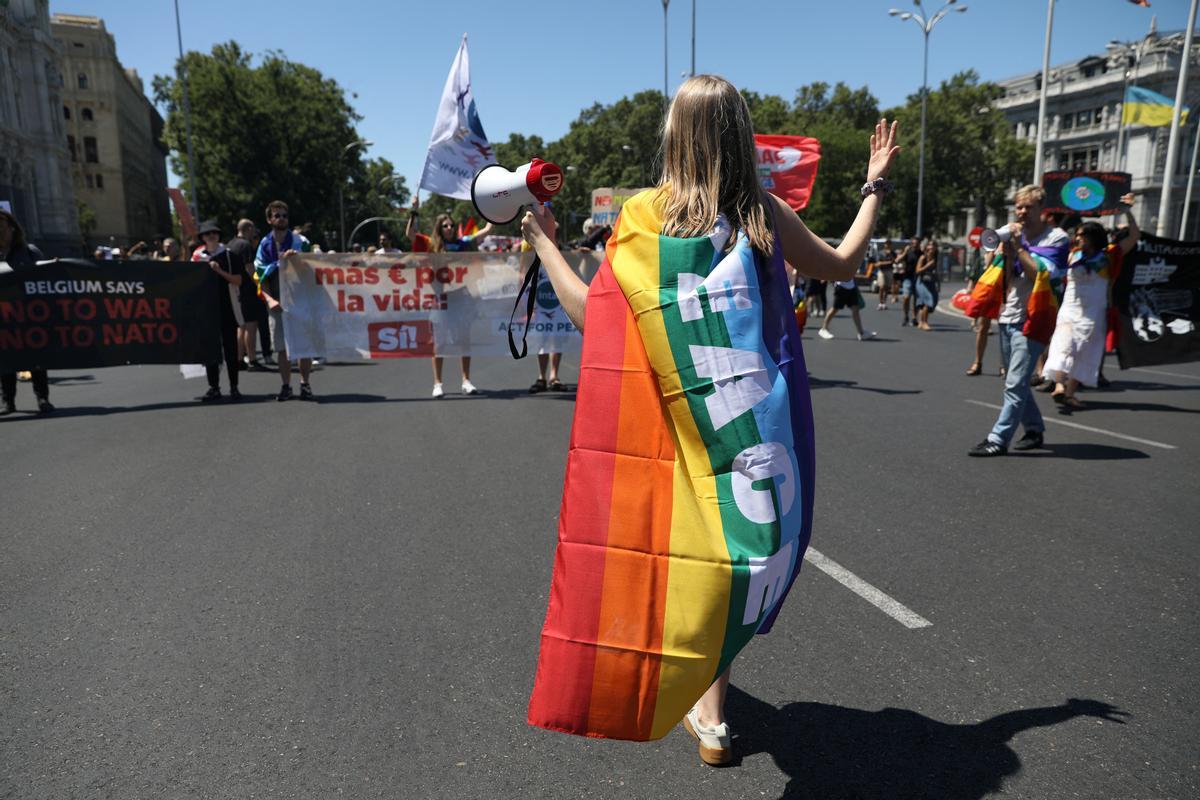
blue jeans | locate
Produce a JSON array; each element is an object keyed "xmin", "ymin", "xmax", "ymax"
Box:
[{"xmin": 988, "ymin": 323, "xmax": 1045, "ymax": 446}]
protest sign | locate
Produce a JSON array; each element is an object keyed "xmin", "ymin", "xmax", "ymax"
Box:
[
  {"xmin": 1041, "ymin": 171, "xmax": 1132, "ymax": 217},
  {"xmin": 0, "ymin": 259, "xmax": 221, "ymax": 371},
  {"xmin": 279, "ymin": 251, "xmax": 601, "ymax": 360},
  {"xmin": 1112, "ymin": 233, "xmax": 1200, "ymax": 368},
  {"xmin": 590, "ymin": 187, "xmax": 652, "ymax": 227},
  {"xmin": 755, "ymin": 134, "xmax": 822, "ymax": 211}
]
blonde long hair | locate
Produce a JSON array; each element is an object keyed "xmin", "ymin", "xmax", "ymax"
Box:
[{"xmin": 657, "ymin": 75, "xmax": 773, "ymax": 256}]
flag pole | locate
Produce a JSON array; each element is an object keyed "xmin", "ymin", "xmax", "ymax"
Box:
[
  {"xmin": 1033, "ymin": 0, "xmax": 1055, "ymax": 183},
  {"xmin": 1156, "ymin": 0, "xmax": 1198, "ymax": 236},
  {"xmin": 1180, "ymin": 119, "xmax": 1200, "ymax": 238}
]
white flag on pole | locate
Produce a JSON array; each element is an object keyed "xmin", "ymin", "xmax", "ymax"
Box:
[{"xmin": 418, "ymin": 34, "xmax": 495, "ymax": 200}]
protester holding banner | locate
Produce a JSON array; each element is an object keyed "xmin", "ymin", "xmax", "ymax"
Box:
[
  {"xmin": 968, "ymin": 186, "xmax": 1070, "ymax": 457},
  {"xmin": 1043, "ymin": 195, "xmax": 1139, "ymax": 408},
  {"xmin": 0, "ymin": 209, "xmax": 53, "ymax": 415},
  {"xmin": 192, "ymin": 221, "xmax": 243, "ymax": 402},
  {"xmin": 521, "ymin": 74, "xmax": 900, "ymax": 764},
  {"xmin": 227, "ymin": 219, "xmax": 266, "ymax": 371},
  {"xmin": 408, "ymin": 195, "xmax": 493, "ymax": 397},
  {"xmin": 255, "ymin": 200, "xmax": 314, "ymax": 401}
]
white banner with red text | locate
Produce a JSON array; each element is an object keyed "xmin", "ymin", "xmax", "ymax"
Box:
[{"xmin": 278, "ymin": 251, "xmax": 601, "ymax": 359}]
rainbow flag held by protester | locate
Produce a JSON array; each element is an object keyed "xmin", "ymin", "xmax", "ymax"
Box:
[
  {"xmin": 458, "ymin": 217, "xmax": 478, "ymax": 239},
  {"xmin": 527, "ymin": 191, "xmax": 815, "ymax": 741},
  {"xmin": 1122, "ymin": 86, "xmax": 1188, "ymax": 128},
  {"xmin": 965, "ymin": 258, "xmax": 1005, "ymax": 319},
  {"xmin": 1023, "ymin": 269, "xmax": 1060, "ymax": 344}
]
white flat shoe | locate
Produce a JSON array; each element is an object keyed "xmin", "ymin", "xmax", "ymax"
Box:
[{"xmin": 683, "ymin": 707, "xmax": 732, "ymax": 766}]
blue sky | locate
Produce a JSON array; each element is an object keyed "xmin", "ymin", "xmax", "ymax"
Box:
[{"xmin": 50, "ymin": 0, "xmax": 1191, "ymax": 194}]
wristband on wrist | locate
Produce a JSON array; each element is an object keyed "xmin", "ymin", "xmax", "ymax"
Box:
[{"xmin": 861, "ymin": 178, "xmax": 893, "ymax": 198}]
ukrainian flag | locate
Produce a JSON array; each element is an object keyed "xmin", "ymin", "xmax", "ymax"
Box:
[{"xmin": 1122, "ymin": 86, "xmax": 1188, "ymax": 127}]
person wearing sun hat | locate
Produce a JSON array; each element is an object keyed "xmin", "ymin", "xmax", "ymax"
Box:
[{"xmin": 192, "ymin": 219, "xmax": 244, "ymax": 402}]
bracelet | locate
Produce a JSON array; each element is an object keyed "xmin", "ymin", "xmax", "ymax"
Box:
[{"xmin": 860, "ymin": 178, "xmax": 893, "ymax": 198}]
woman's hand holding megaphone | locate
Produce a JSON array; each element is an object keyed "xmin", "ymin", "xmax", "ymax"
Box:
[{"xmin": 521, "ymin": 202, "xmax": 557, "ymax": 253}]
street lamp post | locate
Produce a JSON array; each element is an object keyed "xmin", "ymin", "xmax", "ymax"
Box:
[
  {"xmin": 662, "ymin": 0, "xmax": 670, "ymax": 109},
  {"xmin": 173, "ymin": 0, "xmax": 200, "ymax": 223},
  {"xmin": 339, "ymin": 138, "xmax": 373, "ymax": 251},
  {"xmin": 889, "ymin": 0, "xmax": 968, "ymax": 240}
]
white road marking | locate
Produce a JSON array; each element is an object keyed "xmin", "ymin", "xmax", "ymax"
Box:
[
  {"xmin": 1130, "ymin": 366, "xmax": 1200, "ymax": 381},
  {"xmin": 963, "ymin": 399, "xmax": 1177, "ymax": 450},
  {"xmin": 803, "ymin": 547, "xmax": 932, "ymax": 629}
]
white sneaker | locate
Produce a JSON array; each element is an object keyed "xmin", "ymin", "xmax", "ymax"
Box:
[
  {"xmin": 817, "ymin": 328, "xmax": 834, "ymax": 340},
  {"xmin": 432, "ymin": 383, "xmax": 444, "ymax": 398},
  {"xmin": 683, "ymin": 707, "xmax": 732, "ymax": 766},
  {"xmin": 858, "ymin": 330, "xmax": 877, "ymax": 341},
  {"xmin": 461, "ymin": 379, "xmax": 479, "ymax": 395}
]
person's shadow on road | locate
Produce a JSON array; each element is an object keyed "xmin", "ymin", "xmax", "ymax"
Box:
[{"xmin": 727, "ymin": 686, "xmax": 1127, "ymax": 800}]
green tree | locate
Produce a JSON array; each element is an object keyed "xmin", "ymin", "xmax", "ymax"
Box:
[
  {"xmin": 881, "ymin": 70, "xmax": 1033, "ymax": 237},
  {"xmin": 153, "ymin": 42, "xmax": 370, "ymax": 248},
  {"xmin": 342, "ymin": 157, "xmax": 410, "ymax": 249},
  {"xmin": 76, "ymin": 200, "xmax": 97, "ymax": 249}
]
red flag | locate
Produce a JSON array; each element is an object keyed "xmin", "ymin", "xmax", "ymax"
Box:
[
  {"xmin": 1127, "ymin": 1, "xmax": 1151, "ymax": 7},
  {"xmin": 754, "ymin": 135, "xmax": 822, "ymax": 211},
  {"xmin": 167, "ymin": 187, "xmax": 197, "ymax": 241}
]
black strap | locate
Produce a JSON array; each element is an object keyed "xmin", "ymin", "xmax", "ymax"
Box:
[{"xmin": 508, "ymin": 254, "xmax": 541, "ymax": 359}]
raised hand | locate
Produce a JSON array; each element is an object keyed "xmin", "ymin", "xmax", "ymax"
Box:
[
  {"xmin": 867, "ymin": 118, "xmax": 901, "ymax": 183},
  {"xmin": 1066, "ymin": 698, "xmax": 1130, "ymax": 724}
]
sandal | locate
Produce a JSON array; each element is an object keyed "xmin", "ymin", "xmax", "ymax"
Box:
[
  {"xmin": 529, "ymin": 378, "xmax": 547, "ymax": 394},
  {"xmin": 965, "ymin": 363, "xmax": 982, "ymax": 376},
  {"xmin": 1051, "ymin": 390, "xmax": 1066, "ymax": 404},
  {"xmin": 1062, "ymin": 396, "xmax": 1085, "ymax": 410},
  {"xmin": 548, "ymin": 379, "xmax": 567, "ymax": 391}
]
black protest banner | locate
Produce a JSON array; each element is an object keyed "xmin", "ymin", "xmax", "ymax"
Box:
[
  {"xmin": 0, "ymin": 259, "xmax": 221, "ymax": 371},
  {"xmin": 1112, "ymin": 233, "xmax": 1200, "ymax": 369},
  {"xmin": 1041, "ymin": 171, "xmax": 1132, "ymax": 216}
]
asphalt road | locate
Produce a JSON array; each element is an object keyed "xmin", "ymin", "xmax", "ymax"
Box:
[{"xmin": 2, "ymin": 297, "xmax": 1198, "ymax": 799}]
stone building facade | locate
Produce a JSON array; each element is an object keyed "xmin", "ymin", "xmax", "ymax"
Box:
[
  {"xmin": 0, "ymin": 0, "xmax": 80, "ymax": 256},
  {"xmin": 51, "ymin": 13, "xmax": 170, "ymax": 251},
  {"xmin": 962, "ymin": 28, "xmax": 1200, "ymax": 239}
]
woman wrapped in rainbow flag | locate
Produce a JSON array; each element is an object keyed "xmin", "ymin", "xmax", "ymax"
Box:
[{"xmin": 519, "ymin": 75, "xmax": 900, "ymax": 766}]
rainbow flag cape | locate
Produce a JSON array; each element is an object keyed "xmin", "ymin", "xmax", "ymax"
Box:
[
  {"xmin": 527, "ymin": 191, "xmax": 815, "ymax": 741},
  {"xmin": 1122, "ymin": 86, "xmax": 1188, "ymax": 128}
]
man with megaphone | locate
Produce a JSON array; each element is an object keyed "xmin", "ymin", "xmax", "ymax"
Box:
[{"xmin": 967, "ymin": 184, "xmax": 1069, "ymax": 457}]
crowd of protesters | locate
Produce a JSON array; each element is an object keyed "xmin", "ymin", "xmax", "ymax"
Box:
[{"xmin": 1, "ymin": 199, "xmax": 613, "ymax": 415}]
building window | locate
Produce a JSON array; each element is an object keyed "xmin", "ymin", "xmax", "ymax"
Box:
[
  {"xmin": 68, "ymin": 135, "xmax": 76, "ymax": 161},
  {"xmin": 84, "ymin": 136, "xmax": 98, "ymax": 163},
  {"xmin": 1095, "ymin": 107, "xmax": 1104, "ymax": 125},
  {"xmin": 95, "ymin": 174, "xmax": 104, "ymax": 189},
  {"xmin": 77, "ymin": 72, "xmax": 89, "ymax": 90},
  {"xmin": 1076, "ymin": 110, "xmax": 1092, "ymax": 127},
  {"xmin": 1058, "ymin": 152, "xmax": 1069, "ymax": 170},
  {"xmin": 1062, "ymin": 113, "xmax": 1073, "ymax": 131},
  {"xmin": 63, "ymin": 105, "xmax": 71, "ymax": 120},
  {"xmin": 82, "ymin": 107, "xmax": 93, "ymax": 121},
  {"xmin": 85, "ymin": 174, "xmax": 94, "ymax": 189}
]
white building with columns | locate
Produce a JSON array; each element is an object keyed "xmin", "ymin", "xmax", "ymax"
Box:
[
  {"xmin": 962, "ymin": 27, "xmax": 1200, "ymax": 240},
  {"xmin": 0, "ymin": 0, "xmax": 79, "ymax": 255}
]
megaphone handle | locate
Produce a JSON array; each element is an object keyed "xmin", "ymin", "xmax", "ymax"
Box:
[{"xmin": 508, "ymin": 254, "xmax": 542, "ymax": 360}]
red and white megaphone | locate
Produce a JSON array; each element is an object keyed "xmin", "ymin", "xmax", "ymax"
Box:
[{"xmin": 470, "ymin": 158, "xmax": 564, "ymax": 225}]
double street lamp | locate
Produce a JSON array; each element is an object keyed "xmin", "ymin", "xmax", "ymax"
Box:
[
  {"xmin": 339, "ymin": 138, "xmax": 373, "ymax": 251},
  {"xmin": 889, "ymin": 0, "xmax": 968, "ymax": 239}
]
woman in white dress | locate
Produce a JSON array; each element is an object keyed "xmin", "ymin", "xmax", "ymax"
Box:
[{"xmin": 1043, "ymin": 194, "xmax": 1138, "ymax": 409}]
